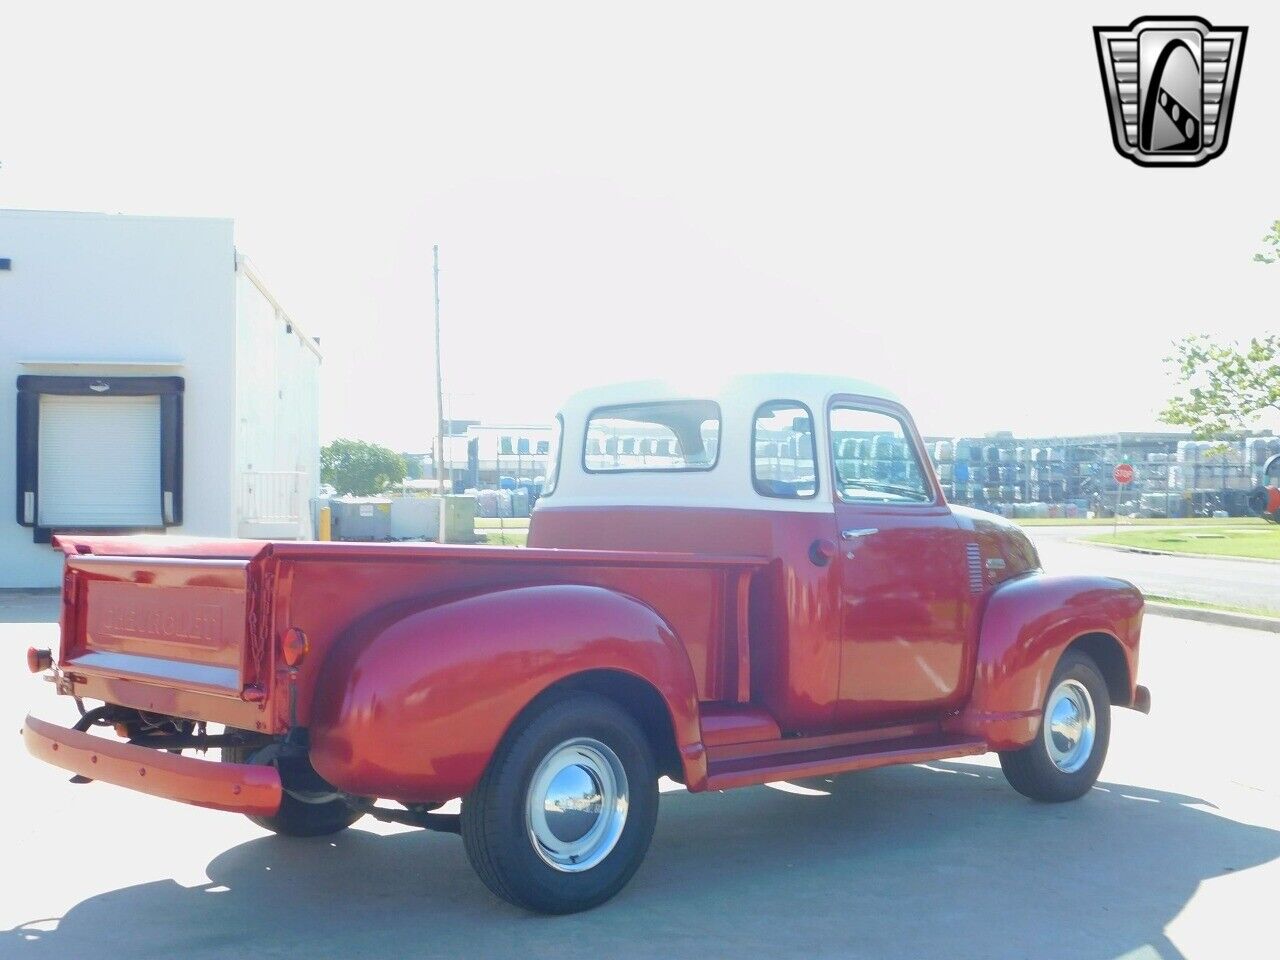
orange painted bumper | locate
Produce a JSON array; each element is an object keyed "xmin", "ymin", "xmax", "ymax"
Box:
[{"xmin": 22, "ymin": 714, "xmax": 282, "ymax": 816}]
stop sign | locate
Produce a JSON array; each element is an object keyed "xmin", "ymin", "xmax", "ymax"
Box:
[{"xmin": 1113, "ymin": 463, "xmax": 1135, "ymax": 485}]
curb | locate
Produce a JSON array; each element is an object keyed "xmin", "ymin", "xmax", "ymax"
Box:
[
  {"xmin": 1069, "ymin": 538, "xmax": 1280, "ymax": 566},
  {"xmin": 1145, "ymin": 601, "xmax": 1280, "ymax": 634}
]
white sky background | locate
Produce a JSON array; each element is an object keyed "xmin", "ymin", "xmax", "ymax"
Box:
[{"xmin": 1, "ymin": 2, "xmax": 1277, "ymax": 450}]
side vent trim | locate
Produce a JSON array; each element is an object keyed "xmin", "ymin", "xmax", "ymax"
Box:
[{"xmin": 965, "ymin": 543, "xmax": 984, "ymax": 594}]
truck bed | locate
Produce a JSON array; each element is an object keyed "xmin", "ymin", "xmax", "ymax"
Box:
[{"xmin": 53, "ymin": 535, "xmax": 767, "ymax": 734}]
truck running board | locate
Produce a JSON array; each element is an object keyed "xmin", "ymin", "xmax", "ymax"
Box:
[{"xmin": 703, "ymin": 732, "xmax": 988, "ymax": 792}]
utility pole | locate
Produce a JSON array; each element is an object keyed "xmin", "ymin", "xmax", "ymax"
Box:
[{"xmin": 433, "ymin": 244, "xmax": 446, "ymax": 494}]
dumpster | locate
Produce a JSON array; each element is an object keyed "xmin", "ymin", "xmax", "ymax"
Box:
[
  {"xmin": 330, "ymin": 497, "xmax": 392, "ymax": 541},
  {"xmin": 390, "ymin": 497, "xmax": 440, "ymax": 540}
]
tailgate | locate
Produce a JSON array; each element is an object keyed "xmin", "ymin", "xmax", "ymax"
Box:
[{"xmin": 62, "ymin": 554, "xmax": 260, "ymax": 699}]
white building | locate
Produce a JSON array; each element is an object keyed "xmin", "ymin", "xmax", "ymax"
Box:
[
  {"xmin": 0, "ymin": 209, "xmax": 321, "ymax": 587},
  {"xmin": 427, "ymin": 422, "xmax": 553, "ymax": 489}
]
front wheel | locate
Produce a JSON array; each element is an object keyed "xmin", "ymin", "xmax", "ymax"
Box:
[
  {"xmin": 999, "ymin": 649, "xmax": 1111, "ymax": 802},
  {"xmin": 461, "ymin": 692, "xmax": 659, "ymax": 914}
]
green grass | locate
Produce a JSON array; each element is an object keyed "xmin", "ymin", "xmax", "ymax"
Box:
[
  {"xmin": 477, "ymin": 528, "xmax": 529, "ymax": 547},
  {"xmin": 1084, "ymin": 527, "xmax": 1280, "ymax": 561},
  {"xmin": 474, "ymin": 516, "xmax": 530, "ymax": 546},
  {"xmin": 1145, "ymin": 594, "xmax": 1280, "ymax": 619},
  {"xmin": 1017, "ymin": 516, "xmax": 1267, "ymax": 528},
  {"xmin": 474, "ymin": 517, "xmax": 531, "ymax": 529}
]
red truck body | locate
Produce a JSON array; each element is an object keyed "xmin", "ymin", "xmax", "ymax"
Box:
[{"xmin": 23, "ymin": 374, "xmax": 1149, "ymax": 913}]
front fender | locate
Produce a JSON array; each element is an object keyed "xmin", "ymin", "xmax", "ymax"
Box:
[
  {"xmin": 308, "ymin": 584, "xmax": 703, "ymax": 802},
  {"xmin": 951, "ymin": 573, "xmax": 1143, "ymax": 750}
]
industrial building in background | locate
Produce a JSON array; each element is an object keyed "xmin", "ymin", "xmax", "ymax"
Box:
[
  {"xmin": 0, "ymin": 209, "xmax": 321, "ymax": 587},
  {"xmin": 414, "ymin": 421, "xmax": 553, "ymax": 516}
]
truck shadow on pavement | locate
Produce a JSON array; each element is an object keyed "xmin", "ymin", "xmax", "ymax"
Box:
[{"xmin": 6, "ymin": 760, "xmax": 1277, "ymax": 960}]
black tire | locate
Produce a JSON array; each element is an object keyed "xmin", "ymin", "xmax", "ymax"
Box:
[
  {"xmin": 224, "ymin": 744, "xmax": 363, "ymax": 837},
  {"xmin": 999, "ymin": 649, "xmax": 1111, "ymax": 802},
  {"xmin": 461, "ymin": 692, "xmax": 659, "ymax": 914}
]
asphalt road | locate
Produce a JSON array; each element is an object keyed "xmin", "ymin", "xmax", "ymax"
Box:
[
  {"xmin": 1026, "ymin": 526, "xmax": 1280, "ymax": 611},
  {"xmin": 4, "ymin": 592, "xmax": 1278, "ymax": 959}
]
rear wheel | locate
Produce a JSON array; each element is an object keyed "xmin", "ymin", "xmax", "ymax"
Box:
[
  {"xmin": 461, "ymin": 693, "xmax": 658, "ymax": 914},
  {"xmin": 999, "ymin": 649, "xmax": 1111, "ymax": 802},
  {"xmin": 224, "ymin": 744, "xmax": 363, "ymax": 837}
]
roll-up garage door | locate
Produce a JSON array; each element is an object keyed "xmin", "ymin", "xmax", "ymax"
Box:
[{"xmin": 37, "ymin": 394, "xmax": 163, "ymax": 527}]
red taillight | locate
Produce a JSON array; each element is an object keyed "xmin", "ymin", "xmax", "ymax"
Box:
[
  {"xmin": 26, "ymin": 647, "xmax": 52, "ymax": 674},
  {"xmin": 281, "ymin": 628, "xmax": 309, "ymax": 668}
]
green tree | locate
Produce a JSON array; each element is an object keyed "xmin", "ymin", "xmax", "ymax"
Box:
[
  {"xmin": 321, "ymin": 439, "xmax": 406, "ymax": 495},
  {"xmin": 1160, "ymin": 222, "xmax": 1280, "ymax": 437},
  {"xmin": 1160, "ymin": 335, "xmax": 1280, "ymax": 437},
  {"xmin": 1252, "ymin": 219, "xmax": 1280, "ymax": 264}
]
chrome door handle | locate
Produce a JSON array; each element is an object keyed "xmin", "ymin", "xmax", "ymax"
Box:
[{"xmin": 841, "ymin": 527, "xmax": 879, "ymax": 540}]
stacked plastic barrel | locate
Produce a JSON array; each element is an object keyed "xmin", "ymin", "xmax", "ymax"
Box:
[
  {"xmin": 929, "ymin": 432, "xmax": 1279, "ymax": 517},
  {"xmin": 1248, "ymin": 437, "xmax": 1280, "ymax": 485},
  {"xmin": 472, "ymin": 477, "xmax": 545, "ymax": 518},
  {"xmin": 1169, "ymin": 440, "xmax": 1267, "ymax": 493},
  {"xmin": 933, "ymin": 440, "xmax": 955, "ymax": 498},
  {"xmin": 933, "ymin": 439, "xmax": 1092, "ymax": 517}
]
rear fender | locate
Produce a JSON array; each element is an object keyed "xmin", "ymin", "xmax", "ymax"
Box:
[
  {"xmin": 308, "ymin": 584, "xmax": 704, "ymax": 802},
  {"xmin": 950, "ymin": 574, "xmax": 1144, "ymax": 750}
]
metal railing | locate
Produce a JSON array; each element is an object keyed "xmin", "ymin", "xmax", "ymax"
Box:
[{"xmin": 238, "ymin": 471, "xmax": 305, "ymax": 524}]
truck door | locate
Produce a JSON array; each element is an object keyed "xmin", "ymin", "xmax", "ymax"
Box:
[{"xmin": 828, "ymin": 397, "xmax": 971, "ymax": 724}]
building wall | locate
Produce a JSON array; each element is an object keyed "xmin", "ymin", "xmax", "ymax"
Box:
[
  {"xmin": 233, "ymin": 260, "xmax": 322, "ymax": 536},
  {"xmin": 0, "ymin": 210, "xmax": 237, "ymax": 586}
]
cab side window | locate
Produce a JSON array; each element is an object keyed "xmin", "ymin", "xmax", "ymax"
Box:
[
  {"xmin": 830, "ymin": 406, "xmax": 933, "ymax": 504},
  {"xmin": 753, "ymin": 401, "xmax": 817, "ymax": 499}
]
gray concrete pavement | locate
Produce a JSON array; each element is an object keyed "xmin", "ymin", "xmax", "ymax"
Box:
[
  {"xmin": 1028, "ymin": 527, "xmax": 1280, "ymax": 611},
  {"xmin": 3, "ymin": 594, "xmax": 1277, "ymax": 959}
]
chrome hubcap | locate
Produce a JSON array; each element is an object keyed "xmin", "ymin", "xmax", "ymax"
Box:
[
  {"xmin": 526, "ymin": 738, "xmax": 628, "ymax": 872},
  {"xmin": 1043, "ymin": 679, "xmax": 1096, "ymax": 774}
]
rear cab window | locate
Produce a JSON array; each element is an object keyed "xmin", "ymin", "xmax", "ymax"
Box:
[{"xmin": 583, "ymin": 400, "xmax": 721, "ymax": 473}]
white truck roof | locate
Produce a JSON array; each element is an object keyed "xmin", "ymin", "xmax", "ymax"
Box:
[
  {"xmin": 561, "ymin": 372, "xmax": 900, "ymax": 417},
  {"xmin": 545, "ymin": 373, "xmax": 907, "ymax": 513}
]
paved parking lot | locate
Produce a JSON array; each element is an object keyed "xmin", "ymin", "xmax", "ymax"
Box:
[{"xmin": 2, "ymin": 593, "xmax": 1277, "ymax": 960}]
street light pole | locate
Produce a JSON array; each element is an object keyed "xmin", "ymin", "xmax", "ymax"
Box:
[{"xmin": 433, "ymin": 244, "xmax": 446, "ymax": 494}]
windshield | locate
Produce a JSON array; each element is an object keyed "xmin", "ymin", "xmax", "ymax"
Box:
[{"xmin": 830, "ymin": 406, "xmax": 933, "ymax": 504}]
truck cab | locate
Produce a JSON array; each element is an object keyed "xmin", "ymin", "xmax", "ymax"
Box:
[{"xmin": 533, "ymin": 374, "xmax": 1046, "ymax": 732}]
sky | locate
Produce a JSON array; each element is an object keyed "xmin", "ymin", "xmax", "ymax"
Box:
[{"xmin": 1, "ymin": 2, "xmax": 1277, "ymax": 451}]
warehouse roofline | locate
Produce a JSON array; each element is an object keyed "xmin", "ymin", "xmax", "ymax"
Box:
[{"xmin": 235, "ymin": 254, "xmax": 323, "ymax": 362}]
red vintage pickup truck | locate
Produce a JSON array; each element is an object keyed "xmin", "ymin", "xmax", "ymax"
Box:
[{"xmin": 23, "ymin": 374, "xmax": 1149, "ymax": 913}]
